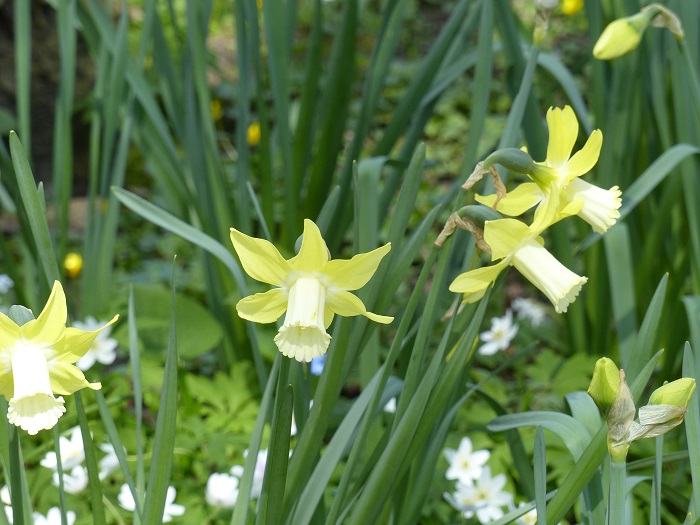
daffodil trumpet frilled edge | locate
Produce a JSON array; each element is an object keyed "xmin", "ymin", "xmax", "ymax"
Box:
[
  {"xmin": 0, "ymin": 281, "xmax": 118, "ymax": 435},
  {"xmin": 474, "ymin": 106, "xmax": 622, "ymax": 235},
  {"xmin": 230, "ymin": 219, "xmax": 393, "ymax": 363}
]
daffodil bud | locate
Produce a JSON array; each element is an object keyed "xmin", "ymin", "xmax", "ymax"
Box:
[
  {"xmin": 593, "ymin": 8, "xmax": 658, "ymax": 60},
  {"xmin": 482, "ymin": 149, "xmax": 536, "ymax": 176},
  {"xmin": 649, "ymin": 378, "xmax": 696, "ymax": 408},
  {"xmin": 606, "ymin": 369, "xmax": 636, "ymax": 462},
  {"xmin": 587, "ymin": 357, "xmax": 621, "ymax": 412}
]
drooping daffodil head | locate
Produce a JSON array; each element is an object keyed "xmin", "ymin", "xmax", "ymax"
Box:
[
  {"xmin": 449, "ymin": 212, "xmax": 587, "ymax": 314},
  {"xmin": 476, "ymin": 106, "xmax": 621, "ymax": 234},
  {"xmin": 0, "ymin": 281, "xmax": 118, "ymax": 435},
  {"xmin": 230, "ymin": 219, "xmax": 393, "ymax": 362}
]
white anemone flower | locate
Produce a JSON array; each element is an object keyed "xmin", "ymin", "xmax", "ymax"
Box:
[
  {"xmin": 33, "ymin": 507, "xmax": 76, "ymax": 525},
  {"xmin": 511, "ymin": 297, "xmax": 547, "ymax": 327},
  {"xmin": 0, "ymin": 275, "xmax": 14, "ymax": 294},
  {"xmin": 443, "ymin": 437, "xmax": 491, "ymax": 484},
  {"xmin": 53, "ymin": 465, "xmax": 88, "ymax": 494},
  {"xmin": 40, "ymin": 427, "xmax": 85, "ymax": 470},
  {"xmin": 206, "ymin": 472, "xmax": 239, "ymax": 508},
  {"xmin": 98, "ymin": 442, "xmax": 124, "ymax": 480},
  {"xmin": 479, "ymin": 310, "xmax": 519, "ymax": 356},
  {"xmin": 231, "ymin": 449, "xmax": 268, "ymax": 500},
  {"xmin": 118, "ymin": 484, "xmax": 185, "ymax": 522},
  {"xmin": 444, "ymin": 467, "xmax": 514, "ymax": 523}
]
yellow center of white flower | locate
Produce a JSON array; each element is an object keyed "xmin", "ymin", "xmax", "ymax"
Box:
[
  {"xmin": 7, "ymin": 345, "xmax": 65, "ymax": 435},
  {"xmin": 274, "ymin": 277, "xmax": 331, "ymax": 362}
]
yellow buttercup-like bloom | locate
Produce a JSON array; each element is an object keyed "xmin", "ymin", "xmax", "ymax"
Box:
[
  {"xmin": 230, "ymin": 220, "xmax": 392, "ymax": 362},
  {"xmin": 64, "ymin": 252, "xmax": 84, "ymax": 279},
  {"xmin": 0, "ymin": 281, "xmax": 118, "ymax": 434},
  {"xmin": 476, "ymin": 106, "xmax": 621, "ymax": 234},
  {"xmin": 247, "ymin": 122, "xmax": 261, "ymax": 146},
  {"xmin": 561, "ymin": 0, "xmax": 584, "ymax": 16}
]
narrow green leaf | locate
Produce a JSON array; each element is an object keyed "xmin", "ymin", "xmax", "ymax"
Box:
[
  {"xmin": 683, "ymin": 343, "xmax": 700, "ymax": 516},
  {"xmin": 489, "ymin": 412, "xmax": 591, "ymax": 460},
  {"xmin": 534, "ymin": 427, "xmax": 547, "ymax": 525},
  {"xmin": 261, "ymin": 385, "xmax": 293, "ymax": 525},
  {"xmin": 9, "ymin": 132, "xmax": 61, "ymax": 285},
  {"xmin": 142, "ymin": 264, "xmax": 179, "ymax": 524},
  {"xmin": 74, "ymin": 392, "xmax": 106, "ymax": 525}
]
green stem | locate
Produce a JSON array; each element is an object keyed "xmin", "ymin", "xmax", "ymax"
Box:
[{"xmin": 607, "ymin": 459, "xmax": 627, "ymax": 525}]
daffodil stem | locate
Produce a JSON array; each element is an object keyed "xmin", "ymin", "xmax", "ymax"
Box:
[
  {"xmin": 8, "ymin": 426, "xmax": 24, "ymax": 525},
  {"xmin": 52, "ymin": 424, "xmax": 70, "ymax": 525},
  {"xmin": 607, "ymin": 458, "xmax": 627, "ymax": 525}
]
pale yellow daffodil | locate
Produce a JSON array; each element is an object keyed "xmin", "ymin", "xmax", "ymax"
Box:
[
  {"xmin": 476, "ymin": 106, "xmax": 621, "ymax": 234},
  {"xmin": 0, "ymin": 281, "xmax": 118, "ymax": 435},
  {"xmin": 449, "ymin": 204, "xmax": 587, "ymax": 313},
  {"xmin": 230, "ymin": 219, "xmax": 393, "ymax": 362}
]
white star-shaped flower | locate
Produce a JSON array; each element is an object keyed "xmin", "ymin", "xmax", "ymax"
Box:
[{"xmin": 479, "ymin": 310, "xmax": 519, "ymax": 355}]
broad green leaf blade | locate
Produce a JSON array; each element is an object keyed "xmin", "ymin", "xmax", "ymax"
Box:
[
  {"xmin": 579, "ymin": 144, "xmax": 700, "ymax": 251},
  {"xmin": 489, "ymin": 412, "xmax": 591, "ymax": 460}
]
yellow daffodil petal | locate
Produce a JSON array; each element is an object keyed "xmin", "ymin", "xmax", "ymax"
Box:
[
  {"xmin": 0, "ymin": 313, "xmax": 20, "ymax": 347},
  {"xmin": 324, "ymin": 308, "xmax": 334, "ymax": 329},
  {"xmin": 21, "ymin": 281, "xmax": 67, "ymax": 344},
  {"xmin": 289, "ymin": 219, "xmax": 329, "ymax": 273},
  {"xmin": 326, "ymin": 290, "xmax": 393, "ymax": 324},
  {"xmin": 49, "ymin": 362, "xmax": 101, "ymax": 396},
  {"xmin": 545, "ymin": 106, "xmax": 578, "ymax": 168},
  {"xmin": 324, "ymin": 243, "xmax": 391, "ymax": 291},
  {"xmin": 448, "ymin": 259, "xmax": 509, "ymax": 302},
  {"xmin": 54, "ymin": 315, "xmax": 119, "ymax": 363},
  {"xmin": 475, "ymin": 183, "xmax": 544, "ymax": 216},
  {"xmin": 484, "ymin": 219, "xmax": 532, "ymax": 260},
  {"xmin": 236, "ymin": 289, "xmax": 288, "ymax": 323},
  {"xmin": 230, "ymin": 228, "xmax": 292, "ymax": 286},
  {"xmin": 562, "ymin": 129, "xmax": 603, "ymax": 183}
]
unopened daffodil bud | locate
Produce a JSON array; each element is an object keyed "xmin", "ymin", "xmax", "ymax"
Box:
[
  {"xmin": 592, "ymin": 3, "xmax": 684, "ymax": 60},
  {"xmin": 649, "ymin": 378, "xmax": 696, "ymax": 409},
  {"xmin": 534, "ymin": 0, "xmax": 559, "ymax": 44},
  {"xmin": 588, "ymin": 357, "xmax": 621, "ymax": 412}
]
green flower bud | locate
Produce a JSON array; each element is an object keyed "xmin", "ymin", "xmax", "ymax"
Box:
[
  {"xmin": 587, "ymin": 357, "xmax": 621, "ymax": 412},
  {"xmin": 649, "ymin": 378, "xmax": 696, "ymax": 408},
  {"xmin": 482, "ymin": 149, "xmax": 536, "ymax": 175}
]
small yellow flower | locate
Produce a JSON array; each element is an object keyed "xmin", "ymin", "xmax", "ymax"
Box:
[
  {"xmin": 247, "ymin": 122, "xmax": 261, "ymax": 146},
  {"xmin": 230, "ymin": 220, "xmax": 393, "ymax": 361},
  {"xmin": 561, "ymin": 0, "xmax": 583, "ymax": 16},
  {"xmin": 64, "ymin": 252, "xmax": 84, "ymax": 279},
  {"xmin": 0, "ymin": 281, "xmax": 118, "ymax": 434},
  {"xmin": 476, "ymin": 106, "xmax": 621, "ymax": 234},
  {"xmin": 210, "ymin": 99, "xmax": 223, "ymax": 122}
]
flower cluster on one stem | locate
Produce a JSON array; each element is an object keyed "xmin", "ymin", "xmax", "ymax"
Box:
[{"xmin": 444, "ymin": 105, "xmax": 622, "ymax": 314}]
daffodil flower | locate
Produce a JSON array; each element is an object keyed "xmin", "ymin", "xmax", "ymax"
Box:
[
  {"xmin": 476, "ymin": 106, "xmax": 621, "ymax": 234},
  {"xmin": 0, "ymin": 281, "xmax": 118, "ymax": 435},
  {"xmin": 449, "ymin": 212, "xmax": 587, "ymax": 313},
  {"xmin": 230, "ymin": 219, "xmax": 393, "ymax": 362}
]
